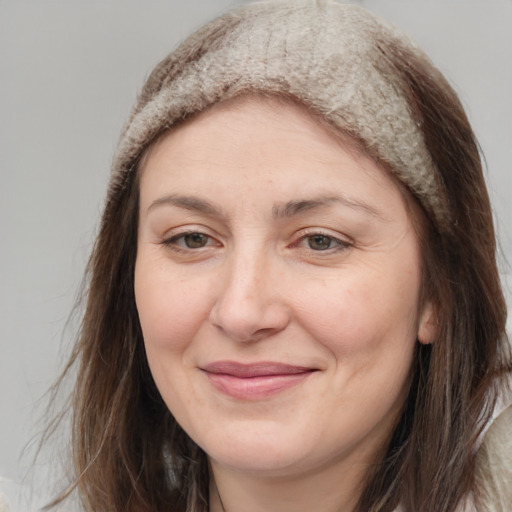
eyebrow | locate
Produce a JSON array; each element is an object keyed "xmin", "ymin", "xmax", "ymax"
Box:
[
  {"xmin": 272, "ymin": 196, "xmax": 386, "ymax": 220},
  {"xmin": 147, "ymin": 193, "xmax": 386, "ymax": 221},
  {"xmin": 147, "ymin": 194, "xmax": 226, "ymax": 219}
]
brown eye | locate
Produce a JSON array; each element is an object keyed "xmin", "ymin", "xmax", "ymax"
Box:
[
  {"xmin": 162, "ymin": 230, "xmax": 221, "ymax": 252},
  {"xmin": 183, "ymin": 233, "xmax": 209, "ymax": 248},
  {"xmin": 307, "ymin": 234, "xmax": 334, "ymax": 251}
]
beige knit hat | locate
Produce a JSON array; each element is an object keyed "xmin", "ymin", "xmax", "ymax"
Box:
[{"xmin": 112, "ymin": 0, "xmax": 449, "ymax": 227}]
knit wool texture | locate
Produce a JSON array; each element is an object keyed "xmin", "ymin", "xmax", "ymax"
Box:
[{"xmin": 112, "ymin": 0, "xmax": 449, "ymax": 228}]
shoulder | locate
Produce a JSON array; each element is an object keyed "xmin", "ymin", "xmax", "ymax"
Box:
[{"xmin": 474, "ymin": 380, "xmax": 512, "ymax": 512}]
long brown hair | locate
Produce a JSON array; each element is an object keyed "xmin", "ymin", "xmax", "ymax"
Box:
[
  {"xmin": 355, "ymin": 38, "xmax": 511, "ymax": 512},
  {"xmin": 44, "ymin": 3, "xmax": 511, "ymax": 512}
]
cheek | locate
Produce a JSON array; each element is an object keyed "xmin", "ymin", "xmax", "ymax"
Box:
[
  {"xmin": 294, "ymin": 261, "xmax": 421, "ymax": 362},
  {"xmin": 294, "ymin": 268, "xmax": 420, "ymax": 428},
  {"xmin": 134, "ymin": 259, "xmax": 213, "ymax": 359}
]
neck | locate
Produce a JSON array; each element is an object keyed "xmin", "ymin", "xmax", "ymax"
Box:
[{"xmin": 208, "ymin": 455, "xmax": 370, "ymax": 512}]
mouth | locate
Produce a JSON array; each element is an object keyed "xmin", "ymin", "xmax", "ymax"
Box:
[{"xmin": 201, "ymin": 361, "xmax": 318, "ymax": 400}]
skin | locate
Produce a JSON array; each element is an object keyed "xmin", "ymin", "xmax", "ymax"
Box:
[{"xmin": 135, "ymin": 96, "xmax": 434, "ymax": 512}]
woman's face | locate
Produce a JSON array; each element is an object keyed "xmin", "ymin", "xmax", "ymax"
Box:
[{"xmin": 135, "ymin": 96, "xmax": 432, "ymax": 479}]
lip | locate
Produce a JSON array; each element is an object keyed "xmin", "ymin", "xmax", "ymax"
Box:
[{"xmin": 201, "ymin": 361, "xmax": 317, "ymax": 400}]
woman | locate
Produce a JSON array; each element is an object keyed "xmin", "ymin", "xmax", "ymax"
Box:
[{"xmin": 45, "ymin": 1, "xmax": 512, "ymax": 511}]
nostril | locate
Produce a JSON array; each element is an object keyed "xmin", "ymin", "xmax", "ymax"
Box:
[
  {"xmin": 208, "ymin": 299, "xmax": 290, "ymax": 343},
  {"xmin": 209, "ymin": 317, "xmax": 272, "ymax": 343},
  {"xmin": 253, "ymin": 327, "xmax": 280, "ymax": 339}
]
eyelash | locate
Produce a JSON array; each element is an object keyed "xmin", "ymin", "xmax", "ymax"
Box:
[
  {"xmin": 161, "ymin": 230, "xmax": 220, "ymax": 252},
  {"xmin": 292, "ymin": 230, "xmax": 352, "ymax": 253},
  {"xmin": 161, "ymin": 228, "xmax": 352, "ymax": 257}
]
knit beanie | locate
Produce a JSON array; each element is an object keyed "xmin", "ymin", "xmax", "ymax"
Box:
[{"xmin": 111, "ymin": 0, "xmax": 449, "ymax": 228}]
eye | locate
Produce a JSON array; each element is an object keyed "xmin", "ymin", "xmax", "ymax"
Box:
[
  {"xmin": 293, "ymin": 231, "xmax": 352, "ymax": 253},
  {"xmin": 181, "ymin": 232, "xmax": 210, "ymax": 249},
  {"xmin": 162, "ymin": 231, "xmax": 218, "ymax": 250},
  {"xmin": 307, "ymin": 234, "xmax": 337, "ymax": 251}
]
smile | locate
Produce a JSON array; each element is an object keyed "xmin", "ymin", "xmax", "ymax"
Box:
[{"xmin": 201, "ymin": 361, "xmax": 317, "ymax": 400}]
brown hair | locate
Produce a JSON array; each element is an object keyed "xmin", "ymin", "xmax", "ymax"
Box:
[
  {"xmin": 354, "ymin": 39, "xmax": 511, "ymax": 512},
  {"xmin": 44, "ymin": 3, "xmax": 511, "ymax": 512}
]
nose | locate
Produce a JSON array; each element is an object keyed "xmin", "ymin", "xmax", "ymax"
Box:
[{"xmin": 209, "ymin": 249, "xmax": 291, "ymax": 342}]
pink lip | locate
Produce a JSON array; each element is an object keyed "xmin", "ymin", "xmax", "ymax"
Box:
[{"xmin": 201, "ymin": 361, "xmax": 317, "ymax": 400}]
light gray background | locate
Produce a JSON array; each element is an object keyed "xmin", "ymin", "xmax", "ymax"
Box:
[{"xmin": 1, "ymin": 1, "xmax": 511, "ymax": 510}]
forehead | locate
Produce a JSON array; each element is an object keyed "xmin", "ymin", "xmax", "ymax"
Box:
[
  {"xmin": 163, "ymin": 94, "xmax": 370, "ymax": 158},
  {"xmin": 141, "ymin": 94, "xmax": 379, "ymax": 179},
  {"xmin": 138, "ymin": 94, "xmax": 411, "ymax": 223}
]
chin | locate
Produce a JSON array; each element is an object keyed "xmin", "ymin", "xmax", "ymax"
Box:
[{"xmin": 195, "ymin": 423, "xmax": 323, "ymax": 476}]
